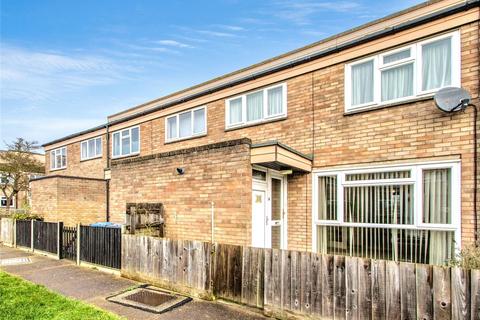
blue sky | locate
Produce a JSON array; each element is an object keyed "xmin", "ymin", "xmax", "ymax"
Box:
[{"xmin": 0, "ymin": 0, "xmax": 422, "ymax": 149}]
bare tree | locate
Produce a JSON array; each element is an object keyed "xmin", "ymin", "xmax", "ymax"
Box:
[{"xmin": 0, "ymin": 138, "xmax": 44, "ymax": 214}]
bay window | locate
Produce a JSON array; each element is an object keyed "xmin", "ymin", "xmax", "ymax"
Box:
[
  {"xmin": 165, "ymin": 106, "xmax": 206, "ymax": 142},
  {"xmin": 50, "ymin": 147, "xmax": 67, "ymax": 170},
  {"xmin": 313, "ymin": 161, "xmax": 460, "ymax": 265},
  {"xmin": 81, "ymin": 137, "xmax": 102, "ymax": 160},
  {"xmin": 112, "ymin": 126, "xmax": 140, "ymax": 158},
  {"xmin": 226, "ymin": 83, "xmax": 287, "ymax": 128},
  {"xmin": 345, "ymin": 31, "xmax": 460, "ymax": 112}
]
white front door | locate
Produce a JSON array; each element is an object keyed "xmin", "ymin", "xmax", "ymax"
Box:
[{"xmin": 251, "ymin": 169, "xmax": 287, "ymax": 249}]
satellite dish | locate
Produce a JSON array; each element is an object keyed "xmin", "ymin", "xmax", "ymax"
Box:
[{"xmin": 434, "ymin": 87, "xmax": 471, "ymax": 113}]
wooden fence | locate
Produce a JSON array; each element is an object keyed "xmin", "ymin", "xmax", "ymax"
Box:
[
  {"xmin": 15, "ymin": 219, "xmax": 31, "ymax": 248},
  {"xmin": 2, "ymin": 219, "xmax": 121, "ymax": 270},
  {"xmin": 122, "ymin": 234, "xmax": 480, "ymax": 320},
  {"xmin": 33, "ymin": 221, "xmax": 58, "ymax": 254},
  {"xmin": 80, "ymin": 225, "xmax": 121, "ymax": 269},
  {"xmin": 0, "ymin": 218, "xmax": 14, "ymax": 246},
  {"xmin": 122, "ymin": 235, "xmax": 212, "ymax": 297}
]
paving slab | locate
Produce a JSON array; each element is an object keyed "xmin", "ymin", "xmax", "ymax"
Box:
[{"xmin": 0, "ymin": 245, "xmax": 267, "ymax": 320}]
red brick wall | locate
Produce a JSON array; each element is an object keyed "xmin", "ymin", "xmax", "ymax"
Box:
[
  {"xmin": 45, "ymin": 134, "xmax": 107, "ymax": 179},
  {"xmin": 30, "ymin": 176, "xmax": 107, "ymax": 226}
]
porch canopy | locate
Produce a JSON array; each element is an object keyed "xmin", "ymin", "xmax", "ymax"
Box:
[{"xmin": 250, "ymin": 141, "xmax": 312, "ymax": 173}]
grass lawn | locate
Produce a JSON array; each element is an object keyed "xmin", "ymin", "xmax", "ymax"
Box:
[{"xmin": 0, "ymin": 271, "xmax": 122, "ymax": 320}]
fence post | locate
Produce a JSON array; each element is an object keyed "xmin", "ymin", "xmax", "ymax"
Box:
[
  {"xmin": 30, "ymin": 220, "xmax": 34, "ymax": 252},
  {"xmin": 13, "ymin": 219, "xmax": 16, "ymax": 248},
  {"xmin": 76, "ymin": 223, "xmax": 81, "ymax": 265},
  {"xmin": 57, "ymin": 222, "xmax": 63, "ymax": 260}
]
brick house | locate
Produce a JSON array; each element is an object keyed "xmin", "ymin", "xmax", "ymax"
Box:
[{"xmin": 31, "ymin": 0, "xmax": 479, "ymax": 265}]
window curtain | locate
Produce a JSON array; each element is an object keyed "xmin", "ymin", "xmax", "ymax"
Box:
[
  {"xmin": 88, "ymin": 139, "xmax": 95, "ymax": 158},
  {"xmin": 351, "ymin": 60, "xmax": 374, "ymax": 106},
  {"xmin": 179, "ymin": 112, "xmax": 192, "ymax": 138},
  {"xmin": 423, "ymin": 168, "xmax": 452, "ymax": 265},
  {"xmin": 81, "ymin": 142, "xmax": 87, "ymax": 159},
  {"xmin": 381, "ymin": 63, "xmax": 414, "ymax": 101},
  {"xmin": 267, "ymin": 86, "xmax": 283, "ymax": 116},
  {"xmin": 167, "ymin": 117, "xmax": 177, "ymax": 140},
  {"xmin": 229, "ymin": 98, "xmax": 242, "ymax": 124},
  {"xmin": 95, "ymin": 138, "xmax": 102, "ymax": 156},
  {"xmin": 383, "ymin": 49, "xmax": 410, "ymax": 64},
  {"xmin": 61, "ymin": 148, "xmax": 66, "ymax": 167},
  {"xmin": 113, "ymin": 133, "xmax": 120, "ymax": 156},
  {"xmin": 131, "ymin": 127, "xmax": 139, "ymax": 153},
  {"xmin": 193, "ymin": 109, "xmax": 206, "ymax": 134},
  {"xmin": 422, "ymin": 37, "xmax": 451, "ymax": 91},
  {"xmin": 247, "ymin": 91, "xmax": 263, "ymax": 121},
  {"xmin": 50, "ymin": 151, "xmax": 56, "ymax": 168}
]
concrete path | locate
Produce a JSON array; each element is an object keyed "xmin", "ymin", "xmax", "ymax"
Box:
[{"xmin": 0, "ymin": 245, "xmax": 268, "ymax": 320}]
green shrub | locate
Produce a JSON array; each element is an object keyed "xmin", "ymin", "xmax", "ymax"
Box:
[
  {"xmin": 12, "ymin": 212, "xmax": 43, "ymax": 221},
  {"xmin": 448, "ymin": 242, "xmax": 480, "ymax": 269}
]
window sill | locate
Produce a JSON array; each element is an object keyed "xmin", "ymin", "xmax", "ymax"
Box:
[
  {"xmin": 344, "ymin": 95, "xmax": 434, "ymax": 116},
  {"xmin": 50, "ymin": 167, "xmax": 67, "ymax": 172},
  {"xmin": 111, "ymin": 152, "xmax": 140, "ymax": 160},
  {"xmin": 225, "ymin": 116, "xmax": 287, "ymax": 132},
  {"xmin": 165, "ymin": 133, "xmax": 207, "ymax": 145},
  {"xmin": 80, "ymin": 156, "xmax": 103, "ymax": 163}
]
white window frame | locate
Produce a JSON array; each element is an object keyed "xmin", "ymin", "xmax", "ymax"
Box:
[
  {"xmin": 111, "ymin": 126, "xmax": 140, "ymax": 158},
  {"xmin": 165, "ymin": 106, "xmax": 207, "ymax": 143},
  {"xmin": 311, "ymin": 160, "xmax": 461, "ymax": 253},
  {"xmin": 344, "ymin": 31, "xmax": 460, "ymax": 113},
  {"xmin": 0, "ymin": 196, "xmax": 15, "ymax": 208},
  {"xmin": 225, "ymin": 82, "xmax": 287, "ymax": 129},
  {"xmin": 80, "ymin": 136, "xmax": 102, "ymax": 161},
  {"xmin": 50, "ymin": 147, "xmax": 67, "ymax": 171}
]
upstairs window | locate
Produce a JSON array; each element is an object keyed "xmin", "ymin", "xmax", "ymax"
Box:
[
  {"xmin": 50, "ymin": 147, "xmax": 67, "ymax": 170},
  {"xmin": 81, "ymin": 137, "xmax": 102, "ymax": 160},
  {"xmin": 345, "ymin": 31, "xmax": 460, "ymax": 112},
  {"xmin": 226, "ymin": 83, "xmax": 287, "ymax": 128},
  {"xmin": 112, "ymin": 126, "xmax": 140, "ymax": 158},
  {"xmin": 165, "ymin": 106, "xmax": 206, "ymax": 142}
]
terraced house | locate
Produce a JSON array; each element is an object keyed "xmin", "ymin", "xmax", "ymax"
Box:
[{"xmin": 31, "ymin": 0, "xmax": 479, "ymax": 265}]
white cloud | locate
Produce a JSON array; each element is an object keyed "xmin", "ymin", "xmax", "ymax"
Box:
[
  {"xmin": 0, "ymin": 117, "xmax": 105, "ymax": 146},
  {"xmin": 270, "ymin": 0, "xmax": 361, "ymax": 25},
  {"xmin": 214, "ymin": 24, "xmax": 246, "ymax": 31},
  {"xmin": 196, "ymin": 30, "xmax": 237, "ymax": 38},
  {"xmin": 0, "ymin": 44, "xmax": 126, "ymax": 102},
  {"xmin": 153, "ymin": 40, "xmax": 194, "ymax": 48}
]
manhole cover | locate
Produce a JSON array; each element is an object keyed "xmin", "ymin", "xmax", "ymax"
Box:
[
  {"xmin": 0, "ymin": 257, "xmax": 31, "ymax": 266},
  {"xmin": 107, "ymin": 287, "xmax": 191, "ymax": 313}
]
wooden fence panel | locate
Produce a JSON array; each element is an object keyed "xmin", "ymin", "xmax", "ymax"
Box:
[
  {"xmin": 371, "ymin": 259, "xmax": 386, "ymax": 319},
  {"xmin": 433, "ymin": 266, "xmax": 452, "ymax": 319},
  {"xmin": 321, "ymin": 254, "xmax": 335, "ymax": 319},
  {"xmin": 15, "ymin": 219, "xmax": 31, "ymax": 248},
  {"xmin": 357, "ymin": 258, "xmax": 372, "ymax": 320},
  {"xmin": 416, "ymin": 264, "xmax": 434, "ymax": 320},
  {"xmin": 334, "ymin": 255, "xmax": 346, "ymax": 319},
  {"xmin": 400, "ymin": 262, "xmax": 416, "ymax": 320},
  {"xmin": 311, "ymin": 253, "xmax": 322, "ymax": 317},
  {"xmin": 346, "ymin": 257, "xmax": 358, "ymax": 320},
  {"xmin": 80, "ymin": 226, "xmax": 121, "ymax": 269},
  {"xmin": 385, "ymin": 261, "xmax": 401, "ymax": 320},
  {"xmin": 471, "ymin": 269, "xmax": 480, "ymax": 320},
  {"xmin": 213, "ymin": 243, "xmax": 243, "ymax": 302},
  {"xmin": 451, "ymin": 267, "xmax": 471, "ymax": 320},
  {"xmin": 0, "ymin": 218, "xmax": 14, "ymax": 246},
  {"xmin": 33, "ymin": 221, "xmax": 58, "ymax": 254}
]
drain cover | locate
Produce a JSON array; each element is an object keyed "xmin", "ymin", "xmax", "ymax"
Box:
[
  {"xmin": 0, "ymin": 257, "xmax": 31, "ymax": 266},
  {"xmin": 107, "ymin": 287, "xmax": 191, "ymax": 313}
]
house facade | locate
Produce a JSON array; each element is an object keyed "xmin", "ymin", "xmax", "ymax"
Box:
[{"xmin": 31, "ymin": 0, "xmax": 479, "ymax": 265}]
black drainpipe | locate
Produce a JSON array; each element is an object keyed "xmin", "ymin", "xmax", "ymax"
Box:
[{"xmin": 106, "ymin": 123, "xmax": 110, "ymax": 222}]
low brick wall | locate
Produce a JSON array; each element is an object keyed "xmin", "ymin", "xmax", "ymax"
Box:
[
  {"xmin": 30, "ymin": 175, "xmax": 107, "ymax": 226},
  {"xmin": 110, "ymin": 139, "xmax": 252, "ymax": 245}
]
